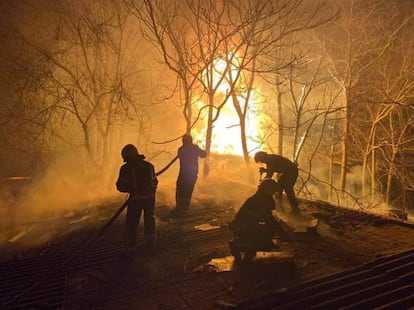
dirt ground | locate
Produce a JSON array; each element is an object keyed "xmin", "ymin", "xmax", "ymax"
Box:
[
  {"xmin": 1, "ymin": 181, "xmax": 414, "ymax": 309},
  {"xmin": 63, "ymin": 199, "xmax": 414, "ymax": 309}
]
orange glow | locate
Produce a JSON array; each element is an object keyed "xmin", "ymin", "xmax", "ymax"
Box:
[
  {"xmin": 192, "ymin": 93, "xmax": 263, "ymax": 155},
  {"xmin": 192, "ymin": 54, "xmax": 263, "ymax": 156}
]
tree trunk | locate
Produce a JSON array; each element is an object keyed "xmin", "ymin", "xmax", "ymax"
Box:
[
  {"xmin": 329, "ymin": 142, "xmax": 334, "ymax": 201},
  {"xmin": 361, "ymin": 154, "xmax": 368, "ymax": 197},
  {"xmin": 276, "ymin": 83, "xmax": 283, "ymax": 156},
  {"xmin": 370, "ymin": 147, "xmax": 377, "ymax": 195},
  {"xmin": 339, "ymin": 93, "xmax": 349, "ymax": 192},
  {"xmin": 385, "ymin": 150, "xmax": 396, "ymax": 207},
  {"xmin": 203, "ymin": 92, "xmax": 214, "ymax": 178}
]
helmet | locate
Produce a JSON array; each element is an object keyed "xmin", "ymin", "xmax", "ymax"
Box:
[
  {"xmin": 182, "ymin": 134, "xmax": 193, "ymax": 145},
  {"xmin": 121, "ymin": 144, "xmax": 139, "ymax": 162},
  {"xmin": 259, "ymin": 178, "xmax": 278, "ymax": 194},
  {"xmin": 254, "ymin": 151, "xmax": 267, "ymax": 163}
]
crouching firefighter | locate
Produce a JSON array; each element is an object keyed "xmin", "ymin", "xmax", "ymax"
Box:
[
  {"xmin": 229, "ymin": 178, "xmax": 290, "ymax": 262},
  {"xmin": 116, "ymin": 144, "xmax": 158, "ymax": 256}
]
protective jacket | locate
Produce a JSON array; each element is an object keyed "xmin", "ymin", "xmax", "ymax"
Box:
[
  {"xmin": 230, "ymin": 188, "xmax": 289, "ymax": 246},
  {"xmin": 116, "ymin": 154, "xmax": 158, "ymax": 199},
  {"xmin": 177, "ymin": 143, "xmax": 207, "ymax": 178},
  {"xmin": 259, "ymin": 154, "xmax": 299, "ymax": 210},
  {"xmin": 262, "ymin": 154, "xmax": 298, "ymax": 178},
  {"xmin": 231, "ymin": 189, "xmax": 277, "ymax": 233}
]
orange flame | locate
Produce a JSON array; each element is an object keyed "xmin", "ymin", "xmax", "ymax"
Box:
[
  {"xmin": 192, "ymin": 54, "xmax": 263, "ymax": 156},
  {"xmin": 192, "ymin": 91, "xmax": 262, "ymax": 156}
]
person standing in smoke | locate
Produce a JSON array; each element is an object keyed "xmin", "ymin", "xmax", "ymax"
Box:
[
  {"xmin": 254, "ymin": 151, "xmax": 299, "ymax": 213},
  {"xmin": 173, "ymin": 134, "xmax": 207, "ymax": 215},
  {"xmin": 116, "ymin": 144, "xmax": 158, "ymax": 256}
]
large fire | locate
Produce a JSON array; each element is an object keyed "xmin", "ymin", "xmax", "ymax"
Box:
[
  {"xmin": 192, "ymin": 56, "xmax": 263, "ymax": 156},
  {"xmin": 193, "ymin": 94, "xmax": 262, "ymax": 155}
]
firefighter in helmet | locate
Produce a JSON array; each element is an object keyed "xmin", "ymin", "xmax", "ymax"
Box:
[{"xmin": 116, "ymin": 144, "xmax": 158, "ymax": 256}]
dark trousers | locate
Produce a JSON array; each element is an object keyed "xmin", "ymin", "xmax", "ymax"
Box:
[
  {"xmin": 278, "ymin": 170, "xmax": 299, "ymax": 210},
  {"xmin": 125, "ymin": 197, "xmax": 155, "ymax": 251},
  {"xmin": 175, "ymin": 173, "xmax": 197, "ymax": 212}
]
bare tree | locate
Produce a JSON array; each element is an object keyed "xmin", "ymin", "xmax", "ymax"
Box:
[
  {"xmin": 0, "ymin": 1, "xmax": 58, "ymax": 175},
  {"xmin": 323, "ymin": 0, "xmax": 409, "ymax": 194},
  {"xmin": 126, "ymin": 0, "xmax": 339, "ymax": 176},
  {"xmin": 124, "ymin": 0, "xmax": 204, "ymax": 134},
  {"xmin": 8, "ymin": 0, "xmax": 144, "ymax": 171},
  {"xmin": 265, "ymin": 35, "xmax": 343, "ymax": 201},
  {"xmin": 363, "ymin": 6, "xmax": 414, "ymax": 210},
  {"xmin": 249, "ymin": 0, "xmax": 340, "ymax": 155},
  {"xmin": 378, "ymin": 107, "xmax": 414, "ymax": 208},
  {"xmin": 337, "ymin": 1, "xmax": 414, "ymax": 210}
]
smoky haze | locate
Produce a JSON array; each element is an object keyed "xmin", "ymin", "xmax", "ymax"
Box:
[
  {"xmin": 0, "ymin": 0, "xmax": 413, "ymax": 247},
  {"xmin": 0, "ymin": 151, "xmax": 263, "ymax": 249}
]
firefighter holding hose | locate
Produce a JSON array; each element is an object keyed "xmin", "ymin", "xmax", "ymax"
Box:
[
  {"xmin": 116, "ymin": 144, "xmax": 158, "ymax": 257},
  {"xmin": 172, "ymin": 134, "xmax": 207, "ymax": 215}
]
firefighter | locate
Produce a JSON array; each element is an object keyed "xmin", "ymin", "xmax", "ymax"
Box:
[
  {"xmin": 229, "ymin": 178, "xmax": 289, "ymax": 261},
  {"xmin": 116, "ymin": 144, "xmax": 158, "ymax": 256},
  {"xmin": 254, "ymin": 151, "xmax": 299, "ymax": 213},
  {"xmin": 173, "ymin": 134, "xmax": 207, "ymax": 215}
]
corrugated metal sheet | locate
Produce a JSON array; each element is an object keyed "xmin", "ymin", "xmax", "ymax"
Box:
[
  {"xmin": 1, "ymin": 203, "xmax": 413, "ymax": 309},
  {"xmin": 235, "ymin": 249, "xmax": 414, "ymax": 309}
]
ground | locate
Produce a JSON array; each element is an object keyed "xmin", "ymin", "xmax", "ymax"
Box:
[{"xmin": 1, "ymin": 181, "xmax": 414, "ymax": 309}]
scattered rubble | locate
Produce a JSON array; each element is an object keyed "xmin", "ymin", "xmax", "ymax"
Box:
[{"xmin": 1, "ymin": 197, "xmax": 413, "ymax": 309}]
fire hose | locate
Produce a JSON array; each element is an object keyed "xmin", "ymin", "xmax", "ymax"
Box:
[
  {"xmin": 155, "ymin": 155, "xmax": 178, "ymax": 176},
  {"xmin": 1, "ymin": 198, "xmax": 131, "ymax": 307},
  {"xmin": 2, "ymin": 156, "xmax": 179, "ymax": 307}
]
